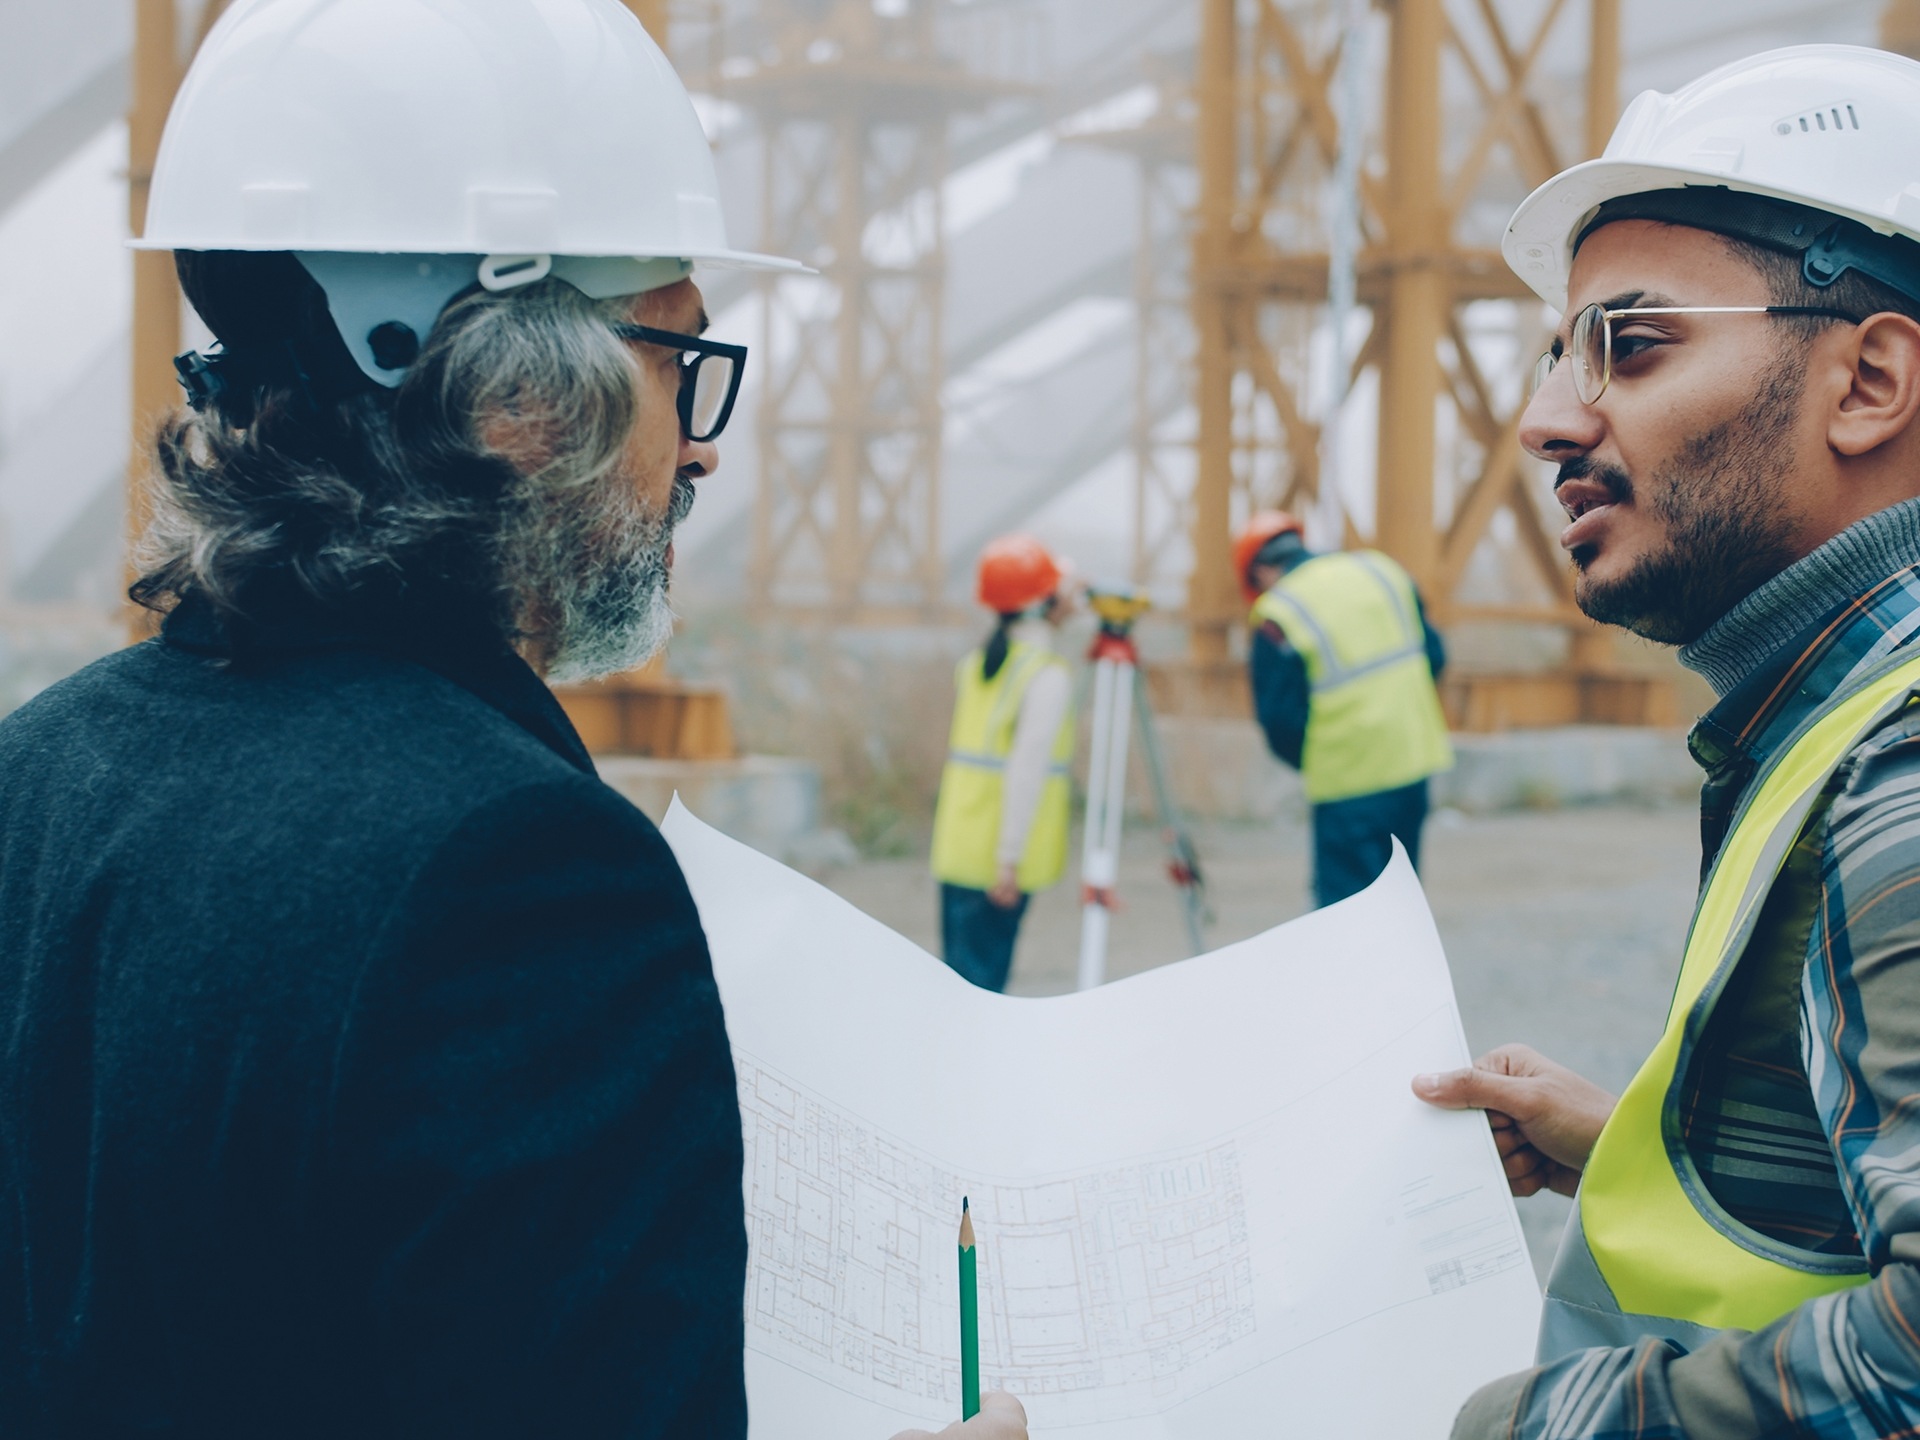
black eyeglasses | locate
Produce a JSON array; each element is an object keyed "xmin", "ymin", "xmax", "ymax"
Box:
[{"xmin": 612, "ymin": 324, "xmax": 748, "ymax": 443}]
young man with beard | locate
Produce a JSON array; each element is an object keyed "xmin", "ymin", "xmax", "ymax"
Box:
[
  {"xmin": 0, "ymin": 3, "xmax": 1024, "ymax": 1437},
  {"xmin": 1414, "ymin": 45, "xmax": 1920, "ymax": 1438}
]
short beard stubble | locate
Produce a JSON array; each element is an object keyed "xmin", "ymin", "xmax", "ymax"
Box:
[
  {"xmin": 510, "ymin": 468, "xmax": 695, "ymax": 685},
  {"xmin": 1565, "ymin": 357, "xmax": 1804, "ymax": 647}
]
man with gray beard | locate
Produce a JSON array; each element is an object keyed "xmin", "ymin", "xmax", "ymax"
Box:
[
  {"xmin": 0, "ymin": 2, "xmax": 1025, "ymax": 1437},
  {"xmin": 0, "ymin": 253, "xmax": 744, "ymax": 1440}
]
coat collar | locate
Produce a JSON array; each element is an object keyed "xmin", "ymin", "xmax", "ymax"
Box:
[{"xmin": 160, "ymin": 587, "xmax": 597, "ymax": 777}]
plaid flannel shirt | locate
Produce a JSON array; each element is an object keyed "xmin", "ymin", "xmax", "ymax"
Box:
[{"xmin": 1457, "ymin": 563, "xmax": 1920, "ymax": 1439}]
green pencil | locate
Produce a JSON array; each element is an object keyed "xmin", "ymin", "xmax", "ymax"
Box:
[{"xmin": 959, "ymin": 1197, "xmax": 980, "ymax": 1420}]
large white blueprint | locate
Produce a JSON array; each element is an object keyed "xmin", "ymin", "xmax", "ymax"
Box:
[{"xmin": 661, "ymin": 801, "xmax": 1541, "ymax": 1439}]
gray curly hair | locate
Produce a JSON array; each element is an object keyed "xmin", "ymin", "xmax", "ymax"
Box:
[{"xmin": 137, "ymin": 256, "xmax": 683, "ymax": 681}]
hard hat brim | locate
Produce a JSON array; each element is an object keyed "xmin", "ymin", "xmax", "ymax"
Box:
[
  {"xmin": 131, "ymin": 235, "xmax": 811, "ymax": 277},
  {"xmin": 1504, "ymin": 157, "xmax": 1920, "ymax": 310},
  {"xmin": 684, "ymin": 247, "xmax": 813, "ymax": 274}
]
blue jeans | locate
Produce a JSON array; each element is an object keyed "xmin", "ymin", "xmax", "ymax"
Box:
[
  {"xmin": 939, "ymin": 883, "xmax": 1029, "ymax": 992},
  {"xmin": 1310, "ymin": 778, "xmax": 1429, "ymax": 908}
]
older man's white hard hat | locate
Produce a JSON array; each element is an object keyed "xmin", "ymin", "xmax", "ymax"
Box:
[
  {"xmin": 1506, "ymin": 44, "xmax": 1920, "ymax": 310},
  {"xmin": 138, "ymin": 0, "xmax": 803, "ymax": 385}
]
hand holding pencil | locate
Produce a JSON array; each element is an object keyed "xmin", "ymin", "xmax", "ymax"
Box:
[
  {"xmin": 887, "ymin": 1199, "xmax": 1029, "ymax": 1440},
  {"xmin": 888, "ymin": 1391, "xmax": 1028, "ymax": 1440}
]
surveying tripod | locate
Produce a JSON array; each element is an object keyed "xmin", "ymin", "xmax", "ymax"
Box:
[{"xmin": 1075, "ymin": 589, "xmax": 1209, "ymax": 991}]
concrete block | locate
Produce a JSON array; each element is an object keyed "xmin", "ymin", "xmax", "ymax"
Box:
[
  {"xmin": 1438, "ymin": 727, "xmax": 1700, "ymax": 812},
  {"xmin": 595, "ymin": 753, "xmax": 836, "ymax": 864}
]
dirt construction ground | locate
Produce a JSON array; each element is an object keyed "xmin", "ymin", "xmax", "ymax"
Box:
[{"xmin": 817, "ymin": 801, "xmax": 1703, "ymax": 1280}]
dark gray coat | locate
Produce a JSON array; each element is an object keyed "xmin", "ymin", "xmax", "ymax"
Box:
[{"xmin": 0, "ymin": 594, "xmax": 747, "ymax": 1438}]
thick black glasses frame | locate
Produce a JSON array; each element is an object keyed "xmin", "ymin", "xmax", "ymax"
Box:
[{"xmin": 612, "ymin": 324, "xmax": 749, "ymax": 443}]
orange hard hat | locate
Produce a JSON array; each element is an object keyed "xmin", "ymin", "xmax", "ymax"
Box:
[
  {"xmin": 976, "ymin": 533, "xmax": 1064, "ymax": 614},
  {"xmin": 1231, "ymin": 510, "xmax": 1305, "ymax": 602}
]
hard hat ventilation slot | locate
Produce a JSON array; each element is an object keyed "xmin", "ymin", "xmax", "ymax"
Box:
[
  {"xmin": 1777, "ymin": 104, "xmax": 1861, "ymax": 136},
  {"xmin": 477, "ymin": 254, "xmax": 554, "ymax": 292}
]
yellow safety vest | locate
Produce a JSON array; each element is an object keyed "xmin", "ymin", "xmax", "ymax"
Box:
[
  {"xmin": 1249, "ymin": 550, "xmax": 1453, "ymax": 803},
  {"xmin": 929, "ymin": 641, "xmax": 1075, "ymax": 893},
  {"xmin": 1538, "ymin": 652, "xmax": 1920, "ymax": 1362}
]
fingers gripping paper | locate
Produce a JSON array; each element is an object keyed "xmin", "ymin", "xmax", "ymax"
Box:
[{"xmin": 662, "ymin": 802, "xmax": 1540, "ymax": 1438}]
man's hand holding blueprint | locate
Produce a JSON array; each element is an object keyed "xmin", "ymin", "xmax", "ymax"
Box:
[{"xmin": 664, "ymin": 802, "xmax": 1541, "ymax": 1439}]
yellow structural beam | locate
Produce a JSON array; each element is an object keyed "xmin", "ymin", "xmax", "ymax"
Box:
[
  {"xmin": 126, "ymin": 0, "xmax": 182, "ymax": 636},
  {"xmin": 1177, "ymin": 0, "xmax": 1631, "ymax": 718},
  {"xmin": 1885, "ymin": 0, "xmax": 1920, "ymax": 60},
  {"xmin": 1373, "ymin": 0, "xmax": 1446, "ymax": 593},
  {"xmin": 1586, "ymin": 0, "xmax": 1621, "ymax": 158},
  {"xmin": 1187, "ymin": 0, "xmax": 1241, "ymax": 665},
  {"xmin": 617, "ymin": 0, "xmax": 671, "ymax": 49}
]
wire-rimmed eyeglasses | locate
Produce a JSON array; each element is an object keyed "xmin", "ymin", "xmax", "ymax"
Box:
[
  {"xmin": 612, "ymin": 324, "xmax": 748, "ymax": 443},
  {"xmin": 1529, "ymin": 302, "xmax": 1863, "ymax": 407}
]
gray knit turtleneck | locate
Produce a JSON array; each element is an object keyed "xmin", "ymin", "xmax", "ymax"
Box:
[{"xmin": 1679, "ymin": 498, "xmax": 1920, "ymax": 698}]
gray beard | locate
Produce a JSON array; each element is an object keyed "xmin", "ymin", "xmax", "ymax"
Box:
[{"xmin": 509, "ymin": 471, "xmax": 694, "ymax": 685}]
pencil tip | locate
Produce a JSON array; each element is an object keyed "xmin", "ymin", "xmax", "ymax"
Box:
[{"xmin": 962, "ymin": 1195, "xmax": 970, "ymax": 1213}]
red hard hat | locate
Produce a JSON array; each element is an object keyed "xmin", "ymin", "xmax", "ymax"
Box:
[
  {"xmin": 976, "ymin": 534, "xmax": 1064, "ymax": 614},
  {"xmin": 1231, "ymin": 510, "xmax": 1305, "ymax": 602}
]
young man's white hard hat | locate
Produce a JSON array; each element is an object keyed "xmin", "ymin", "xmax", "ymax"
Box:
[
  {"xmin": 1505, "ymin": 44, "xmax": 1920, "ymax": 310},
  {"xmin": 139, "ymin": 0, "xmax": 803, "ymax": 387}
]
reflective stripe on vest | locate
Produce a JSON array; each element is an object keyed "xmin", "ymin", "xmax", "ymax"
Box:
[
  {"xmin": 929, "ymin": 642, "xmax": 1075, "ymax": 893},
  {"xmin": 1538, "ymin": 651, "xmax": 1920, "ymax": 1363},
  {"xmin": 1249, "ymin": 550, "xmax": 1453, "ymax": 803}
]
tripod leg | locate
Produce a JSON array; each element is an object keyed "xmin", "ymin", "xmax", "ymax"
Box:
[
  {"xmin": 1102, "ymin": 663, "xmax": 1136, "ymax": 874},
  {"xmin": 1077, "ymin": 904, "xmax": 1110, "ymax": 993},
  {"xmin": 1078, "ymin": 658, "xmax": 1137, "ymax": 991},
  {"xmin": 1077, "ymin": 659, "xmax": 1118, "ymax": 990},
  {"xmin": 1132, "ymin": 673, "xmax": 1209, "ymax": 956}
]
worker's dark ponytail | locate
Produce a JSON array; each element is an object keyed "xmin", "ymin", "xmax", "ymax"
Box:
[{"xmin": 982, "ymin": 613, "xmax": 1018, "ymax": 680}]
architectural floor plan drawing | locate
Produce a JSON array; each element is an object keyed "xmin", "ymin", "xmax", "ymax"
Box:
[
  {"xmin": 1401, "ymin": 1172, "xmax": 1530, "ymax": 1297},
  {"xmin": 738, "ymin": 1055, "xmax": 1257, "ymax": 1423},
  {"xmin": 663, "ymin": 802, "xmax": 1543, "ymax": 1438}
]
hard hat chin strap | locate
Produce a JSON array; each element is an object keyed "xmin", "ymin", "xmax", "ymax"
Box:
[
  {"xmin": 173, "ymin": 350, "xmax": 231, "ymax": 412},
  {"xmin": 1801, "ymin": 223, "xmax": 1920, "ymax": 304},
  {"xmin": 172, "ymin": 336, "xmax": 340, "ymax": 421}
]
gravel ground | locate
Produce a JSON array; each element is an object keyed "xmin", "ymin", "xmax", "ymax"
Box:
[{"xmin": 817, "ymin": 801, "xmax": 1702, "ymax": 1280}]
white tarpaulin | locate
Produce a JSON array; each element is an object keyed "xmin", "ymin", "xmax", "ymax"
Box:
[{"xmin": 662, "ymin": 800, "xmax": 1541, "ymax": 1439}]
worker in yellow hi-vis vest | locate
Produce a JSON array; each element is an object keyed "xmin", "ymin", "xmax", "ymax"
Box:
[
  {"xmin": 930, "ymin": 535, "xmax": 1079, "ymax": 991},
  {"xmin": 1409, "ymin": 45, "xmax": 1920, "ymax": 1437},
  {"xmin": 1234, "ymin": 510, "xmax": 1453, "ymax": 908}
]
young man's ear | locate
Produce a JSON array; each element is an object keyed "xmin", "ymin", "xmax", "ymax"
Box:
[{"xmin": 1829, "ymin": 312, "xmax": 1920, "ymax": 458}]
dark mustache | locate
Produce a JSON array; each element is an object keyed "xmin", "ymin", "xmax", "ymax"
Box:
[
  {"xmin": 667, "ymin": 471, "xmax": 697, "ymax": 526},
  {"xmin": 1553, "ymin": 455, "xmax": 1632, "ymax": 503}
]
